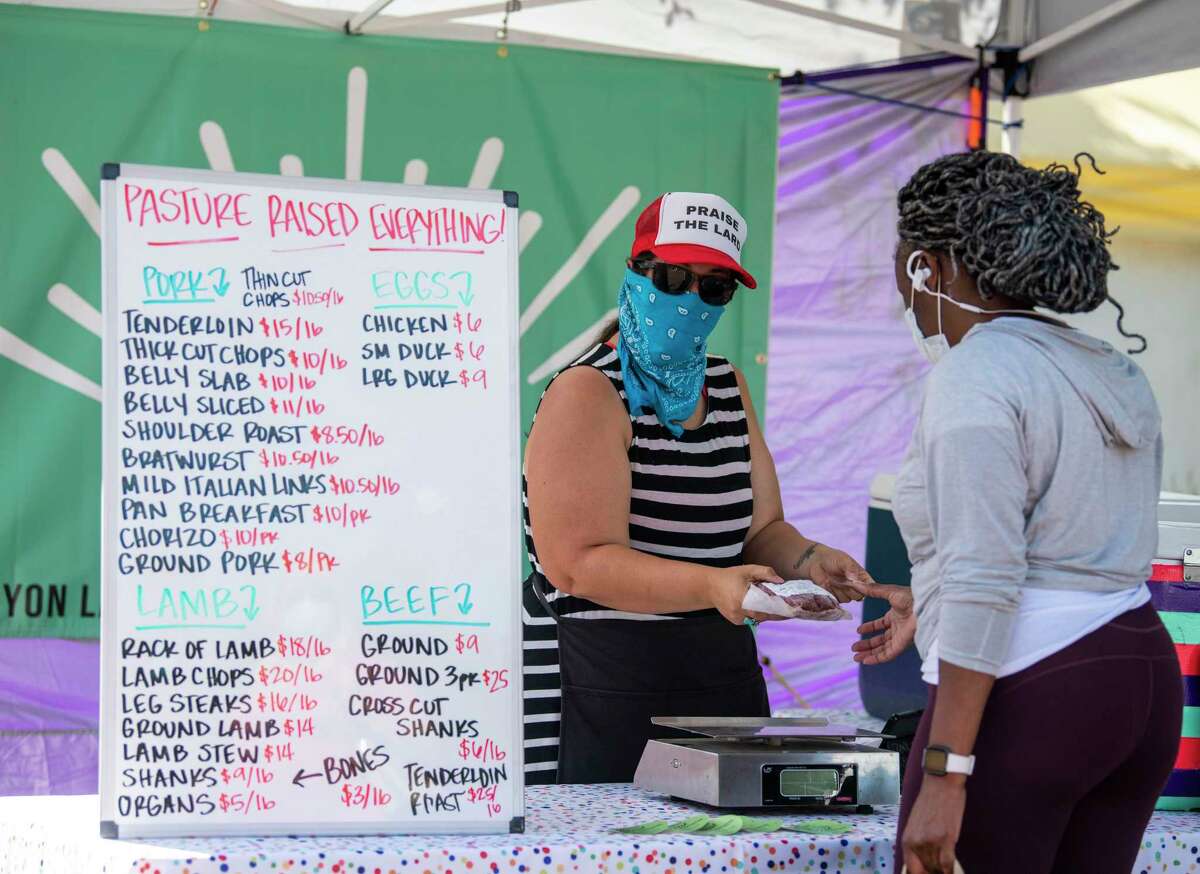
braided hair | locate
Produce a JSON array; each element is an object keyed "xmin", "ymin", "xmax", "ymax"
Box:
[{"xmin": 897, "ymin": 150, "xmax": 1120, "ymax": 312}]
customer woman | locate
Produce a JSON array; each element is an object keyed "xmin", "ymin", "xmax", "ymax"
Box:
[
  {"xmin": 522, "ymin": 191, "xmax": 869, "ymax": 785},
  {"xmin": 850, "ymin": 152, "xmax": 1180, "ymax": 874}
]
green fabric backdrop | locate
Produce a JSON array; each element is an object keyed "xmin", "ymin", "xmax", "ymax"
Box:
[{"xmin": 0, "ymin": 5, "xmax": 778, "ymax": 637}]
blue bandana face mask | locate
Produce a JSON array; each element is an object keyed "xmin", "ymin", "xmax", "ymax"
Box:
[{"xmin": 616, "ymin": 267, "xmax": 726, "ymax": 437}]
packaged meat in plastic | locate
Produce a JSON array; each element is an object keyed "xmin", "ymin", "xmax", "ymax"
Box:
[{"xmin": 741, "ymin": 579, "xmax": 851, "ymax": 621}]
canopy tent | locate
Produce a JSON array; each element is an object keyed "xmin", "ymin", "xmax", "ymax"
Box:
[
  {"xmin": 10, "ymin": 0, "xmax": 1199, "ymax": 97},
  {"xmin": 1003, "ymin": 0, "xmax": 1200, "ymax": 94},
  {"xmin": 2, "ymin": 0, "xmax": 1199, "ymax": 791},
  {"xmin": 1, "ymin": 0, "xmax": 1006, "ymax": 71}
]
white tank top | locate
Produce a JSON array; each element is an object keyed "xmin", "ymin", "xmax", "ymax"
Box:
[{"xmin": 921, "ymin": 584, "xmax": 1150, "ymax": 685}]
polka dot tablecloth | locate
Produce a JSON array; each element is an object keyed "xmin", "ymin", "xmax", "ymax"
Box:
[{"xmin": 2, "ymin": 787, "xmax": 1199, "ymax": 874}]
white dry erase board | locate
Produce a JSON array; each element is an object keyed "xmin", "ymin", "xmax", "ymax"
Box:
[{"xmin": 98, "ymin": 164, "xmax": 523, "ymax": 838}]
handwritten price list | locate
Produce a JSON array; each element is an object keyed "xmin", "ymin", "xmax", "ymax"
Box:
[{"xmin": 103, "ymin": 173, "xmax": 519, "ymax": 835}]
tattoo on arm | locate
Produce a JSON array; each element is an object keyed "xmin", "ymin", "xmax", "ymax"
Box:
[{"xmin": 793, "ymin": 543, "xmax": 820, "ymax": 572}]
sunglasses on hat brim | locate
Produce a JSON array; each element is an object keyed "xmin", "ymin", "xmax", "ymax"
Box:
[{"xmin": 629, "ymin": 258, "xmax": 739, "ymax": 307}]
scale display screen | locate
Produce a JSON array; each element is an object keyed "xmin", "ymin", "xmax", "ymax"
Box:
[
  {"xmin": 760, "ymin": 763, "xmax": 859, "ymax": 807},
  {"xmin": 778, "ymin": 768, "xmax": 842, "ymax": 799}
]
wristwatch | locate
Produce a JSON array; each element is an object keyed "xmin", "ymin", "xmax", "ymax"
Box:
[{"xmin": 922, "ymin": 744, "xmax": 975, "ymax": 777}]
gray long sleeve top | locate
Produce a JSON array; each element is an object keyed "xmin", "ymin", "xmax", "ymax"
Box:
[{"xmin": 893, "ymin": 317, "xmax": 1162, "ymax": 675}]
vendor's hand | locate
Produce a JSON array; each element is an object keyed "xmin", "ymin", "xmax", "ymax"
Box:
[
  {"xmin": 902, "ymin": 777, "xmax": 966, "ymax": 874},
  {"xmin": 708, "ymin": 565, "xmax": 785, "ymax": 626},
  {"xmin": 848, "ymin": 579, "xmax": 916, "ymax": 665},
  {"xmin": 800, "ymin": 545, "xmax": 870, "ymax": 603}
]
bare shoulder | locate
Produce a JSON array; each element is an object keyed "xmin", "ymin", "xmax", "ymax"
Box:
[
  {"xmin": 532, "ymin": 366, "xmax": 629, "ymax": 440},
  {"xmin": 726, "ymin": 362, "xmax": 757, "ymax": 408}
]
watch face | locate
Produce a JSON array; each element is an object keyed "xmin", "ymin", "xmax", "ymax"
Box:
[{"xmin": 924, "ymin": 747, "xmax": 949, "ymax": 775}]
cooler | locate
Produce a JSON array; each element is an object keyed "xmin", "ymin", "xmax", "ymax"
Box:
[{"xmin": 859, "ymin": 474, "xmax": 926, "ymax": 719}]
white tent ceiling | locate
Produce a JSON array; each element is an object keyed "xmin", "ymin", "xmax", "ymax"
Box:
[
  {"xmin": 1014, "ymin": 0, "xmax": 1200, "ymax": 95},
  {"xmin": 6, "ymin": 0, "xmax": 1004, "ymax": 72},
  {"xmin": 6, "ymin": 0, "xmax": 1199, "ymax": 92}
]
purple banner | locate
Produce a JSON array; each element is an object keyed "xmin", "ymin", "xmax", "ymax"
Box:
[{"xmin": 758, "ymin": 61, "xmax": 971, "ymax": 710}]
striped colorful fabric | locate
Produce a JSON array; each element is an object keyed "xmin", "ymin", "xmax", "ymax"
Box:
[
  {"xmin": 1158, "ymin": 613, "xmax": 1200, "ymax": 646},
  {"xmin": 520, "ymin": 342, "xmax": 753, "ymax": 784},
  {"xmin": 1153, "ymin": 561, "xmax": 1200, "ymax": 811},
  {"xmin": 1174, "ymin": 737, "xmax": 1200, "ymax": 770}
]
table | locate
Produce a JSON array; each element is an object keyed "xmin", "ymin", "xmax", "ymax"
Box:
[{"xmin": 2, "ymin": 787, "xmax": 1199, "ymax": 874}]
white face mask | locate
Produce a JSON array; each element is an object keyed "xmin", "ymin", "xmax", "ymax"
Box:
[
  {"xmin": 903, "ymin": 249, "xmax": 1035, "ymax": 365},
  {"xmin": 904, "ymin": 250, "xmax": 950, "ymax": 364}
]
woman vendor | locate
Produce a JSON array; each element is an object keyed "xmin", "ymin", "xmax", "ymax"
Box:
[{"xmin": 522, "ymin": 192, "xmax": 869, "ymax": 784}]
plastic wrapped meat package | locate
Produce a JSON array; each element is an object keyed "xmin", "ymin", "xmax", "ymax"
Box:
[{"xmin": 742, "ymin": 579, "xmax": 851, "ymax": 621}]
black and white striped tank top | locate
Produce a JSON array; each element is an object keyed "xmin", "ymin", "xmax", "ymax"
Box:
[{"xmin": 521, "ymin": 341, "xmax": 753, "ymax": 783}]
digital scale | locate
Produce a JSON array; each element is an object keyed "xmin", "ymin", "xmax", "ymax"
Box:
[{"xmin": 634, "ymin": 717, "xmax": 901, "ymax": 812}]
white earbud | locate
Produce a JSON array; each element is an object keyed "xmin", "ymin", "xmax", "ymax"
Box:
[{"xmin": 906, "ymin": 250, "xmax": 932, "ymax": 291}]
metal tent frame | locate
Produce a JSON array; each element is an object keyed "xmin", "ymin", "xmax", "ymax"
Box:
[
  {"xmin": 9, "ymin": 0, "xmax": 1194, "ymax": 104},
  {"xmin": 272, "ymin": 0, "xmax": 1178, "ymax": 159},
  {"xmin": 338, "ymin": 0, "xmax": 1154, "ymax": 61}
]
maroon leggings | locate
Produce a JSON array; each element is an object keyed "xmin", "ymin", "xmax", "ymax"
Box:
[{"xmin": 896, "ymin": 602, "xmax": 1182, "ymax": 874}]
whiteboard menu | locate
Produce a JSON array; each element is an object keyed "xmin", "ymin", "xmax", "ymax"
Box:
[{"xmin": 98, "ymin": 164, "xmax": 523, "ymax": 838}]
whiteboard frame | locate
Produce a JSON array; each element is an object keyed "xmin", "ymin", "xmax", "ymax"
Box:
[{"xmin": 99, "ymin": 163, "xmax": 525, "ymax": 839}]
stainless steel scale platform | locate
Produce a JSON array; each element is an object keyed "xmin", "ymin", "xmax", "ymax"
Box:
[{"xmin": 633, "ymin": 717, "xmax": 901, "ymax": 812}]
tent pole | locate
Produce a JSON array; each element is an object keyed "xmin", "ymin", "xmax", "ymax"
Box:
[
  {"xmin": 366, "ymin": 19, "xmax": 715, "ymax": 63},
  {"xmin": 346, "ymin": 0, "xmax": 399, "ymax": 33},
  {"xmin": 741, "ymin": 0, "xmax": 988, "ymax": 62},
  {"xmin": 235, "ymin": 0, "xmax": 347, "ymax": 30},
  {"xmin": 1001, "ymin": 96, "xmax": 1023, "ymax": 157},
  {"xmin": 1005, "ymin": 0, "xmax": 1030, "ymax": 47},
  {"xmin": 1018, "ymin": 0, "xmax": 1156, "ymax": 62},
  {"xmin": 353, "ymin": 0, "xmax": 586, "ymax": 31}
]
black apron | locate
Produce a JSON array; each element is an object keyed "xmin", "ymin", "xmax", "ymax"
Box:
[{"xmin": 529, "ymin": 572, "xmax": 770, "ymax": 784}]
